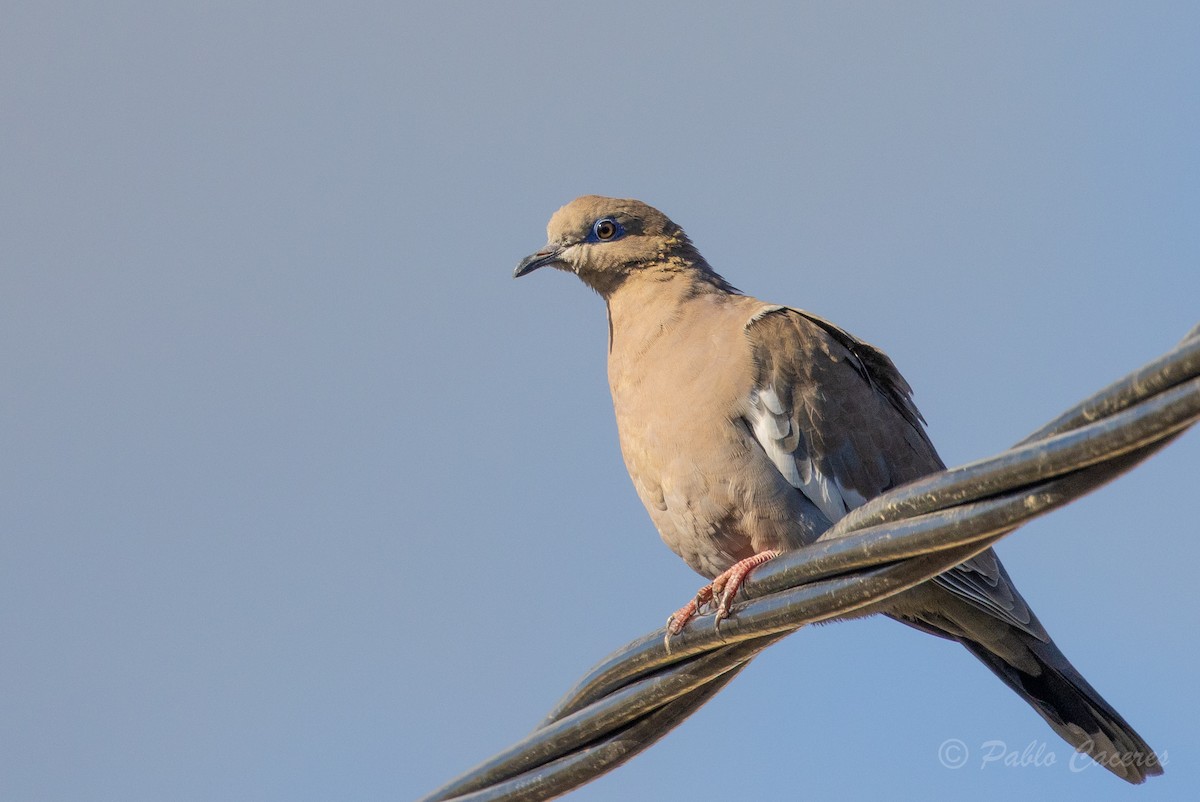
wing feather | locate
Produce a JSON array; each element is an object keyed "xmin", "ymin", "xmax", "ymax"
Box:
[{"xmin": 743, "ymin": 306, "xmax": 1041, "ymax": 638}]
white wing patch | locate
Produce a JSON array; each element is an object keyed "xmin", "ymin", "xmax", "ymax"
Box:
[{"xmin": 747, "ymin": 385, "xmax": 864, "ymax": 523}]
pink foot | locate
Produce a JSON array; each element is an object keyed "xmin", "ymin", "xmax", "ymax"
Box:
[
  {"xmin": 665, "ymin": 550, "xmax": 782, "ymax": 640},
  {"xmin": 666, "ymin": 585, "xmax": 714, "ymax": 637}
]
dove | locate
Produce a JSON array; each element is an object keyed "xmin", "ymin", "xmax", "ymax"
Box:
[{"xmin": 514, "ymin": 195, "xmax": 1160, "ymax": 783}]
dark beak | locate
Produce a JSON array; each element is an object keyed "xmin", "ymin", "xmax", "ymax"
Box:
[{"xmin": 514, "ymin": 245, "xmax": 564, "ymax": 278}]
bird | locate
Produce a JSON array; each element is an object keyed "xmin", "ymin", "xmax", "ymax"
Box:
[{"xmin": 513, "ymin": 195, "xmax": 1162, "ymax": 784}]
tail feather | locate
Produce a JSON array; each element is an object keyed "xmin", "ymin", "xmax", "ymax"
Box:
[{"xmin": 959, "ymin": 635, "xmax": 1163, "ymax": 783}]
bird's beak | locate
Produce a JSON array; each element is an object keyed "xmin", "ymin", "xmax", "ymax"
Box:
[{"xmin": 514, "ymin": 245, "xmax": 565, "ymax": 278}]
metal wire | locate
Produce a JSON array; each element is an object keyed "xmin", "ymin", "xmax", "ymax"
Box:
[{"xmin": 421, "ymin": 324, "xmax": 1200, "ymax": 802}]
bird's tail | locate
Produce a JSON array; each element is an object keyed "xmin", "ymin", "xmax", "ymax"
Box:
[{"xmin": 959, "ymin": 634, "xmax": 1163, "ymax": 783}]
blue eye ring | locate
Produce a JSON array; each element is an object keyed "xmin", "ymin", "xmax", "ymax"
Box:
[{"xmin": 587, "ymin": 217, "xmax": 624, "ymax": 242}]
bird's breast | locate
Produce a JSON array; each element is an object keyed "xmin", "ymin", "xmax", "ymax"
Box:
[{"xmin": 604, "ymin": 297, "xmax": 795, "ymax": 576}]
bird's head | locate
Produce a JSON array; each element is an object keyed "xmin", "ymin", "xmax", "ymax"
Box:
[{"xmin": 514, "ymin": 195, "xmax": 730, "ymax": 297}]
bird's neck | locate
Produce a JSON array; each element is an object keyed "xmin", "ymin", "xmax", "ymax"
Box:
[{"xmin": 603, "ymin": 264, "xmax": 734, "ymax": 357}]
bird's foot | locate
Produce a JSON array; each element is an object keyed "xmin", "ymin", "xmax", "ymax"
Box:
[
  {"xmin": 711, "ymin": 549, "xmax": 781, "ymax": 626},
  {"xmin": 665, "ymin": 585, "xmax": 714, "ymax": 649},
  {"xmin": 663, "ymin": 550, "xmax": 782, "ymax": 649}
]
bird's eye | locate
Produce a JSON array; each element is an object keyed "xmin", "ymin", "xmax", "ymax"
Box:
[{"xmin": 590, "ymin": 218, "xmax": 622, "ymax": 242}]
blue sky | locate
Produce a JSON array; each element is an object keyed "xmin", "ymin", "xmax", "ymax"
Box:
[{"xmin": 2, "ymin": 3, "xmax": 1198, "ymax": 800}]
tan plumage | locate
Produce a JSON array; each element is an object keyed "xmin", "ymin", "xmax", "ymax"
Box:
[{"xmin": 514, "ymin": 195, "xmax": 1161, "ymax": 783}]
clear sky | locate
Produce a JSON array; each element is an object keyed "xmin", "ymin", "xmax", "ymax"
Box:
[{"xmin": 3, "ymin": 3, "xmax": 1198, "ymax": 801}]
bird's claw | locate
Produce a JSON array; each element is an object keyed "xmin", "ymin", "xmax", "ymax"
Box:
[
  {"xmin": 664, "ymin": 584, "xmax": 717, "ymax": 651},
  {"xmin": 716, "ymin": 581, "xmax": 740, "ymax": 622},
  {"xmin": 665, "ymin": 551, "xmax": 782, "ymax": 647}
]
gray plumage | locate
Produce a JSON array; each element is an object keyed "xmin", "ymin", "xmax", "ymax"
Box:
[{"xmin": 514, "ymin": 195, "xmax": 1161, "ymax": 783}]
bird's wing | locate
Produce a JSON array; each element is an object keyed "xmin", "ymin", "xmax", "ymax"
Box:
[{"xmin": 742, "ymin": 305, "xmax": 1041, "ymax": 638}]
